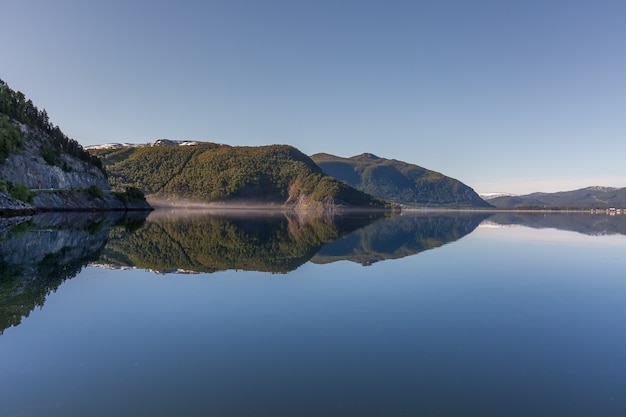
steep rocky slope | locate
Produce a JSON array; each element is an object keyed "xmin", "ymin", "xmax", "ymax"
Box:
[
  {"xmin": 0, "ymin": 121, "xmax": 108, "ymax": 190},
  {"xmin": 0, "ymin": 78, "xmax": 150, "ymax": 212}
]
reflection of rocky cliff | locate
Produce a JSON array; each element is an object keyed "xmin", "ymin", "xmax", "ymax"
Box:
[
  {"xmin": 0, "ymin": 212, "xmax": 146, "ymax": 334},
  {"xmin": 311, "ymin": 212, "xmax": 490, "ymax": 265},
  {"xmin": 486, "ymin": 212, "xmax": 626, "ymax": 236},
  {"xmin": 99, "ymin": 209, "xmax": 386, "ymax": 274}
]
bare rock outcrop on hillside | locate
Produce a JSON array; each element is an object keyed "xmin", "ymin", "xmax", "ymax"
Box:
[
  {"xmin": 0, "ymin": 191, "xmax": 34, "ymax": 213},
  {"xmin": 0, "ymin": 122, "xmax": 109, "ymax": 190}
]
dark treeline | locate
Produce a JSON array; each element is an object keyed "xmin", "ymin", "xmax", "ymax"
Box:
[{"xmin": 0, "ymin": 78, "xmax": 102, "ymax": 170}]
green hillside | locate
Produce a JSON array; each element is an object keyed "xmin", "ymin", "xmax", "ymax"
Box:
[
  {"xmin": 311, "ymin": 153, "xmax": 492, "ymax": 208},
  {"xmin": 91, "ymin": 143, "xmax": 393, "ymax": 209}
]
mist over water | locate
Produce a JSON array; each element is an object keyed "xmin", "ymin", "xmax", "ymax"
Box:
[{"xmin": 146, "ymin": 196, "xmax": 288, "ymax": 211}]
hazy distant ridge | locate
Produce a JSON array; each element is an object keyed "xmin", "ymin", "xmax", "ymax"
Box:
[{"xmin": 486, "ymin": 186, "xmax": 626, "ymax": 208}]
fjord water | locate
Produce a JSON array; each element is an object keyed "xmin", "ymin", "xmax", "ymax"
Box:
[{"xmin": 1, "ymin": 211, "xmax": 626, "ymax": 416}]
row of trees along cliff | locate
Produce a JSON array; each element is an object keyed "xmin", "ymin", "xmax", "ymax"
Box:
[{"xmin": 0, "ymin": 78, "xmax": 102, "ymax": 171}]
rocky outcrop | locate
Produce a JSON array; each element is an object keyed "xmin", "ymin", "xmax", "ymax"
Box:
[
  {"xmin": 0, "ymin": 189, "xmax": 151, "ymax": 213},
  {"xmin": 32, "ymin": 190, "xmax": 151, "ymax": 211},
  {"xmin": 0, "ymin": 122, "xmax": 151, "ymax": 213},
  {"xmin": 0, "ymin": 192, "xmax": 34, "ymax": 214},
  {"xmin": 0, "ymin": 122, "xmax": 109, "ymax": 190},
  {"xmin": 1, "ymin": 80, "xmax": 152, "ymax": 214}
]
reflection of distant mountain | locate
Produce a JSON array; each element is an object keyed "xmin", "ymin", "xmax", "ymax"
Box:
[
  {"xmin": 312, "ymin": 212, "xmax": 490, "ymax": 265},
  {"xmin": 98, "ymin": 209, "xmax": 387, "ymax": 274},
  {"xmin": 0, "ymin": 212, "xmax": 147, "ymax": 334},
  {"xmin": 486, "ymin": 212, "xmax": 626, "ymax": 236}
]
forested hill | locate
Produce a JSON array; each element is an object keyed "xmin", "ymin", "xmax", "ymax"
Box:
[
  {"xmin": 89, "ymin": 143, "xmax": 393, "ymax": 210},
  {"xmin": 311, "ymin": 153, "xmax": 492, "ymax": 208}
]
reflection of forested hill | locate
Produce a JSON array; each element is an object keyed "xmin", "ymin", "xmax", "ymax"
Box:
[
  {"xmin": 312, "ymin": 212, "xmax": 490, "ymax": 265},
  {"xmin": 98, "ymin": 210, "xmax": 386, "ymax": 274},
  {"xmin": 0, "ymin": 212, "xmax": 145, "ymax": 334},
  {"xmin": 486, "ymin": 213, "xmax": 626, "ymax": 236}
]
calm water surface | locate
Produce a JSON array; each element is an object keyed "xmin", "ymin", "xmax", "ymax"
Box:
[{"xmin": 1, "ymin": 210, "xmax": 625, "ymax": 416}]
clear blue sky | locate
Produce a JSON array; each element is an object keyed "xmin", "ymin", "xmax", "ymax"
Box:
[{"xmin": 2, "ymin": 0, "xmax": 625, "ymax": 194}]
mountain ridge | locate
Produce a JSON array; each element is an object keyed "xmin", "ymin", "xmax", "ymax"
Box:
[
  {"xmin": 311, "ymin": 152, "xmax": 492, "ymax": 208},
  {"xmin": 485, "ymin": 186, "xmax": 626, "ymax": 209},
  {"xmin": 89, "ymin": 142, "xmax": 394, "ymax": 211}
]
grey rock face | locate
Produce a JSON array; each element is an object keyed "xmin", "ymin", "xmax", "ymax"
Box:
[
  {"xmin": 0, "ymin": 121, "xmax": 151, "ymax": 212},
  {"xmin": 0, "ymin": 192, "xmax": 33, "ymax": 212},
  {"xmin": 0, "ymin": 122, "xmax": 109, "ymax": 190},
  {"xmin": 32, "ymin": 190, "xmax": 151, "ymax": 211}
]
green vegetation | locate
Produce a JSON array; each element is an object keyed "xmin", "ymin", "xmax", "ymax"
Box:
[
  {"xmin": 0, "ymin": 78, "xmax": 103, "ymax": 171},
  {"xmin": 311, "ymin": 153, "xmax": 492, "ymax": 208},
  {"xmin": 91, "ymin": 144, "xmax": 392, "ymax": 209},
  {"xmin": 84, "ymin": 185, "xmax": 105, "ymax": 201},
  {"xmin": 0, "ymin": 114, "xmax": 24, "ymax": 162},
  {"xmin": 40, "ymin": 145, "xmax": 62, "ymax": 167},
  {"xmin": 0, "ymin": 180, "xmax": 34, "ymax": 203},
  {"xmin": 113, "ymin": 186, "xmax": 146, "ymax": 204}
]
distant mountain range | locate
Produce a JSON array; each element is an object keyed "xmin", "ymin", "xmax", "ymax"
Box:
[
  {"xmin": 311, "ymin": 152, "xmax": 492, "ymax": 208},
  {"xmin": 485, "ymin": 186, "xmax": 626, "ymax": 209},
  {"xmin": 89, "ymin": 142, "xmax": 493, "ymax": 209}
]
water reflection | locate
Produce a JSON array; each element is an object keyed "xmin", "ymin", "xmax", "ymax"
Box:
[
  {"xmin": 312, "ymin": 211, "xmax": 490, "ymax": 265},
  {"xmin": 0, "ymin": 212, "xmax": 148, "ymax": 334},
  {"xmin": 2, "ymin": 210, "xmax": 625, "ymax": 416},
  {"xmin": 487, "ymin": 212, "xmax": 626, "ymax": 236},
  {"xmin": 99, "ymin": 209, "xmax": 387, "ymax": 273},
  {"xmin": 3, "ymin": 210, "xmax": 625, "ymax": 334}
]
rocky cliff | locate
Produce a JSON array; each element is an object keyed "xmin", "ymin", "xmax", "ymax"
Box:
[
  {"xmin": 0, "ymin": 78, "xmax": 151, "ymax": 213},
  {"xmin": 0, "ymin": 121, "xmax": 109, "ymax": 190}
]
